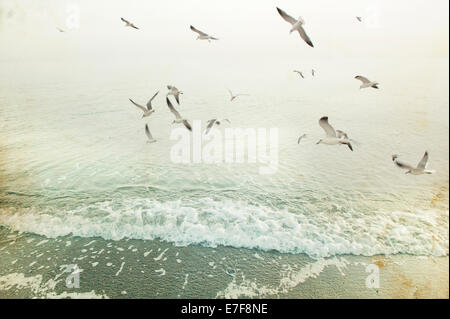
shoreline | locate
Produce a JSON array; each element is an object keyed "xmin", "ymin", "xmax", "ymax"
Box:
[{"xmin": 0, "ymin": 232, "xmax": 448, "ymax": 299}]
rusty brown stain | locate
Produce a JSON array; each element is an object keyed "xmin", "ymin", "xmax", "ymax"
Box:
[
  {"xmin": 430, "ymin": 183, "xmax": 449, "ymax": 209},
  {"xmin": 372, "ymin": 256, "xmax": 388, "ymax": 269}
]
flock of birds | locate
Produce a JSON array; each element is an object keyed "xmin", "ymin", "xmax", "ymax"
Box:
[{"xmin": 57, "ymin": 7, "xmax": 435, "ymax": 176}]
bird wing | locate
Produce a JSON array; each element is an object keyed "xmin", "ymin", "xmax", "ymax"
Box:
[
  {"xmin": 183, "ymin": 120, "xmax": 192, "ymax": 131},
  {"xmin": 298, "ymin": 134, "xmax": 307, "ymax": 144},
  {"xmin": 297, "ymin": 25, "xmax": 314, "ymax": 47},
  {"xmin": 355, "ymin": 75, "xmax": 371, "ymax": 84},
  {"xmin": 146, "ymin": 91, "xmax": 159, "ymax": 110},
  {"xmin": 205, "ymin": 119, "xmax": 216, "ymax": 135},
  {"xmin": 319, "ymin": 116, "xmax": 337, "ymax": 137},
  {"xmin": 417, "ymin": 151, "xmax": 429, "ymax": 169},
  {"xmin": 121, "ymin": 17, "xmax": 130, "ymax": 24},
  {"xmin": 145, "ymin": 124, "xmax": 154, "ymax": 140},
  {"xmin": 174, "ymin": 92, "xmax": 180, "ymax": 105},
  {"xmin": 190, "ymin": 25, "xmax": 208, "ymax": 36},
  {"xmin": 166, "ymin": 97, "xmax": 181, "ymax": 119},
  {"xmin": 336, "ymin": 130, "xmax": 348, "ymax": 139},
  {"xmin": 129, "ymin": 98, "xmax": 148, "ymax": 113},
  {"xmin": 394, "ymin": 160, "xmax": 414, "ymax": 170},
  {"xmin": 131, "ymin": 24, "xmax": 139, "ymax": 30},
  {"xmin": 276, "ymin": 7, "xmax": 297, "ymax": 25}
]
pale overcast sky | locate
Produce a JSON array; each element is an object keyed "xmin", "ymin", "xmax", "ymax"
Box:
[{"xmin": 0, "ymin": 0, "xmax": 448, "ymax": 62}]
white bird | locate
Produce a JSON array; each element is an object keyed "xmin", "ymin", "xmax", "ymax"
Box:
[
  {"xmin": 312, "ymin": 69, "xmax": 316, "ymax": 76},
  {"xmin": 392, "ymin": 151, "xmax": 435, "ymax": 175},
  {"xmin": 145, "ymin": 124, "xmax": 156, "ymax": 143},
  {"xmin": 297, "ymin": 134, "xmax": 307, "ymax": 144},
  {"xmin": 205, "ymin": 118, "xmax": 231, "ymax": 135},
  {"xmin": 293, "ymin": 70, "xmax": 305, "ymax": 78},
  {"xmin": 227, "ymin": 89, "xmax": 248, "ymax": 102},
  {"xmin": 56, "ymin": 27, "xmax": 65, "ymax": 33},
  {"xmin": 167, "ymin": 85, "xmax": 183, "ymax": 105},
  {"xmin": 166, "ymin": 97, "xmax": 192, "ymax": 131},
  {"xmin": 316, "ymin": 116, "xmax": 353, "ymax": 151},
  {"xmin": 355, "ymin": 75, "xmax": 379, "ymax": 89},
  {"xmin": 129, "ymin": 91, "xmax": 159, "ymax": 118},
  {"xmin": 121, "ymin": 17, "xmax": 139, "ymax": 29},
  {"xmin": 276, "ymin": 7, "xmax": 314, "ymax": 48},
  {"xmin": 190, "ymin": 25, "xmax": 218, "ymax": 42},
  {"xmin": 356, "ymin": 16, "xmax": 362, "ymax": 22}
]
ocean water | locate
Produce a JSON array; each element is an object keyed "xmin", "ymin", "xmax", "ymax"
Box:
[{"xmin": 0, "ymin": 55, "xmax": 448, "ymax": 298}]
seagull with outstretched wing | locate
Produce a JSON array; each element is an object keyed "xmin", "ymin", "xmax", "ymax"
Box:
[
  {"xmin": 392, "ymin": 152, "xmax": 435, "ymax": 175},
  {"xmin": 316, "ymin": 116, "xmax": 353, "ymax": 151},
  {"xmin": 227, "ymin": 89, "xmax": 248, "ymax": 102},
  {"xmin": 166, "ymin": 97, "xmax": 192, "ymax": 131},
  {"xmin": 355, "ymin": 75, "xmax": 379, "ymax": 89},
  {"xmin": 121, "ymin": 17, "xmax": 139, "ymax": 29},
  {"xmin": 293, "ymin": 70, "xmax": 305, "ymax": 78},
  {"xmin": 129, "ymin": 91, "xmax": 159, "ymax": 118},
  {"xmin": 190, "ymin": 25, "xmax": 218, "ymax": 42},
  {"xmin": 276, "ymin": 7, "xmax": 314, "ymax": 47},
  {"xmin": 167, "ymin": 85, "xmax": 183, "ymax": 105}
]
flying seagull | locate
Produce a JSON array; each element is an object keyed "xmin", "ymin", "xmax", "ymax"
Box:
[
  {"xmin": 356, "ymin": 16, "xmax": 362, "ymax": 22},
  {"xmin": 145, "ymin": 124, "xmax": 156, "ymax": 143},
  {"xmin": 205, "ymin": 118, "xmax": 231, "ymax": 135},
  {"xmin": 316, "ymin": 116, "xmax": 353, "ymax": 151},
  {"xmin": 297, "ymin": 134, "xmax": 307, "ymax": 144},
  {"xmin": 312, "ymin": 69, "xmax": 315, "ymax": 76},
  {"xmin": 392, "ymin": 151, "xmax": 435, "ymax": 175},
  {"xmin": 228, "ymin": 89, "xmax": 248, "ymax": 102},
  {"xmin": 293, "ymin": 70, "xmax": 304, "ymax": 78},
  {"xmin": 166, "ymin": 97, "xmax": 192, "ymax": 131},
  {"xmin": 56, "ymin": 27, "xmax": 65, "ymax": 33},
  {"xmin": 167, "ymin": 85, "xmax": 183, "ymax": 105},
  {"xmin": 276, "ymin": 7, "xmax": 314, "ymax": 48},
  {"xmin": 121, "ymin": 17, "xmax": 139, "ymax": 29},
  {"xmin": 355, "ymin": 75, "xmax": 379, "ymax": 89},
  {"xmin": 129, "ymin": 91, "xmax": 159, "ymax": 118},
  {"xmin": 190, "ymin": 25, "xmax": 218, "ymax": 41}
]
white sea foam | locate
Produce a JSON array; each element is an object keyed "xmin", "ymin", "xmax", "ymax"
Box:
[
  {"xmin": 216, "ymin": 257, "xmax": 349, "ymax": 298},
  {"xmin": 155, "ymin": 268, "xmax": 166, "ymax": 276},
  {"xmin": 0, "ymin": 272, "xmax": 108, "ymax": 299},
  {"xmin": 0, "ymin": 198, "xmax": 448, "ymax": 258}
]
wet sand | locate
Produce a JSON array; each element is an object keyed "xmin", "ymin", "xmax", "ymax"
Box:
[{"xmin": 0, "ymin": 230, "xmax": 447, "ymax": 299}]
